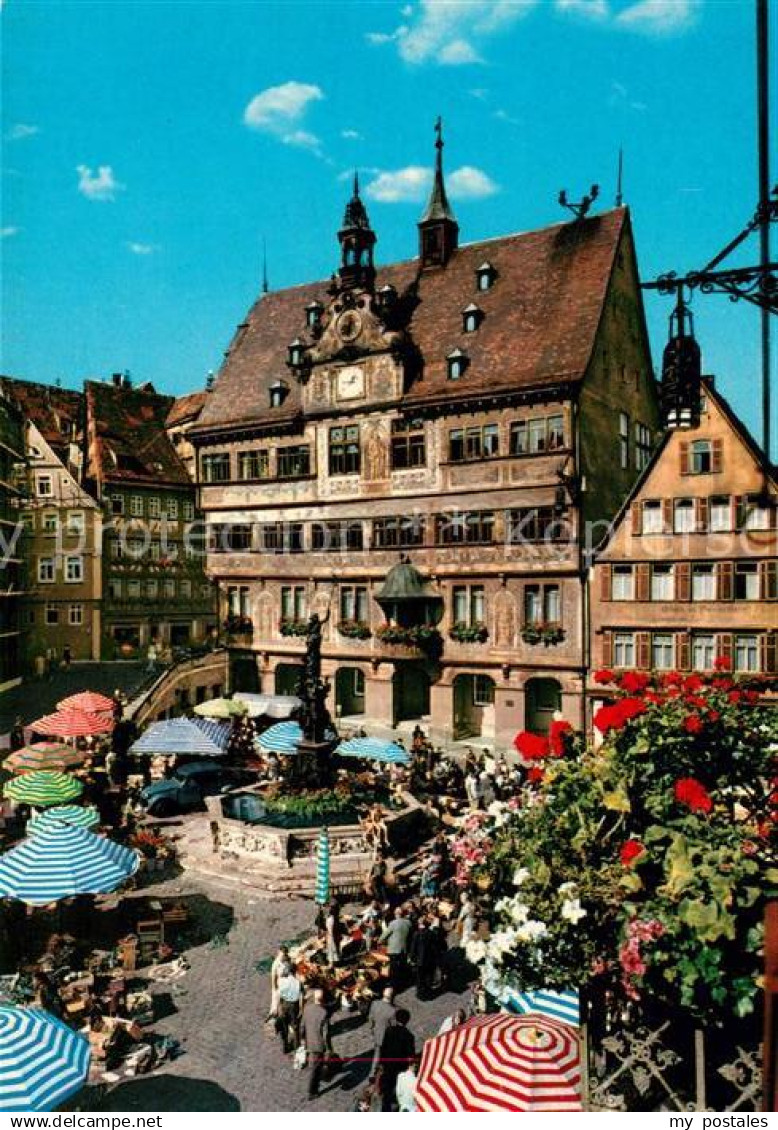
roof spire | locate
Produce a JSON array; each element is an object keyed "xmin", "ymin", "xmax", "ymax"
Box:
[
  {"xmin": 261, "ymin": 238, "xmax": 269, "ymax": 294},
  {"xmin": 338, "ymin": 168, "xmax": 376, "ymax": 290},
  {"xmin": 615, "ymin": 146, "xmax": 624, "ymax": 208},
  {"xmin": 418, "ymin": 117, "xmax": 459, "ymax": 267}
]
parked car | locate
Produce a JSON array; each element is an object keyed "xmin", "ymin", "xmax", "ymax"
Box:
[{"xmin": 139, "ymin": 760, "xmax": 254, "ymax": 817}]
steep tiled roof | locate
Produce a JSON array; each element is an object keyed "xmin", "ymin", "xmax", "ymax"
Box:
[
  {"xmin": 195, "ymin": 208, "xmax": 628, "ymax": 433},
  {"xmin": 0, "ymin": 377, "xmax": 83, "ymax": 457},
  {"xmin": 85, "ymin": 381, "xmax": 191, "ymax": 488},
  {"xmin": 166, "ymin": 390, "xmax": 209, "ymax": 428}
]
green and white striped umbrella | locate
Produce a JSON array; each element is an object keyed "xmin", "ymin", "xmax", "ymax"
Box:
[
  {"xmin": 315, "ymin": 827, "xmax": 331, "ymax": 906},
  {"xmin": 3, "ymin": 771, "xmax": 84, "ymax": 808},
  {"xmin": 28, "ymin": 805, "xmax": 100, "ymax": 835}
]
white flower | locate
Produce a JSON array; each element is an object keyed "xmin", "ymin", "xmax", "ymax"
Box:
[
  {"xmin": 561, "ymin": 898, "xmax": 587, "ymax": 924},
  {"xmin": 558, "ymin": 881, "xmax": 578, "ymax": 896},
  {"xmin": 465, "ymin": 939, "xmax": 487, "ymax": 964},
  {"xmin": 509, "ymin": 901, "xmax": 530, "ymax": 926},
  {"xmin": 512, "ymin": 866, "xmax": 531, "ymax": 887},
  {"xmin": 515, "ymin": 919, "xmax": 548, "ymax": 943}
]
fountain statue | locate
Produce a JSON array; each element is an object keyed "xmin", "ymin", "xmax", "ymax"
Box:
[{"xmin": 293, "ymin": 607, "xmax": 338, "ymax": 784}]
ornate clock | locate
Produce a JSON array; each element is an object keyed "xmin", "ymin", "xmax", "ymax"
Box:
[
  {"xmin": 336, "ymin": 366, "xmax": 366, "ymax": 401},
  {"xmin": 336, "ymin": 309, "xmax": 362, "ymax": 343}
]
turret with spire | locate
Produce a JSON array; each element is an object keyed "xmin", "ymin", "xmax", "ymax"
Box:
[
  {"xmin": 418, "ymin": 117, "xmax": 459, "ymax": 267},
  {"xmin": 337, "ymin": 171, "xmax": 376, "ymax": 291},
  {"xmin": 660, "ymin": 285, "xmax": 702, "ymax": 430}
]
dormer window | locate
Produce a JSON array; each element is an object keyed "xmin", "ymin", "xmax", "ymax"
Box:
[
  {"xmin": 447, "ymin": 349, "xmax": 468, "ymax": 381},
  {"xmin": 476, "ymin": 262, "xmax": 497, "ymax": 292},
  {"xmin": 462, "ymin": 304, "xmax": 482, "ymax": 334},
  {"xmin": 287, "ymin": 338, "xmax": 306, "ymax": 368},
  {"xmin": 305, "ymin": 302, "xmax": 323, "ymax": 329},
  {"xmin": 270, "ymin": 381, "xmax": 289, "ymax": 409},
  {"xmin": 377, "ymin": 284, "xmax": 397, "ymax": 313}
]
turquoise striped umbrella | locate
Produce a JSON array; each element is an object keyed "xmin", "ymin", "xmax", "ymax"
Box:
[
  {"xmin": 0, "ymin": 823, "xmax": 139, "ymax": 906},
  {"xmin": 28, "ymin": 806, "xmax": 100, "ymax": 835},
  {"xmin": 256, "ymin": 721, "xmax": 303, "ymax": 755},
  {"xmin": 0, "ymin": 1006, "xmax": 90, "ymax": 1112},
  {"xmin": 337, "ymin": 736, "xmax": 410, "ymax": 764},
  {"xmin": 315, "ymin": 827, "xmax": 330, "ymax": 906},
  {"xmin": 3, "ymin": 771, "xmax": 83, "ymax": 808}
]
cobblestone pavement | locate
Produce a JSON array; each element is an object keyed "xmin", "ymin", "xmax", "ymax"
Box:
[{"xmin": 91, "ymin": 874, "xmax": 472, "ymax": 1112}]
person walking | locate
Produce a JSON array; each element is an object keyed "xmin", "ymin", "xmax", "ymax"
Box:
[
  {"xmin": 410, "ymin": 916, "xmax": 437, "ymax": 1000},
  {"xmin": 276, "ymin": 963, "xmax": 303, "ymax": 1053},
  {"xmin": 367, "ymin": 986, "xmax": 396, "ymax": 1080},
  {"xmin": 380, "ymin": 908, "xmax": 412, "ymax": 990},
  {"xmin": 378, "ymin": 1008, "xmax": 415, "ymax": 1112},
  {"xmin": 267, "ymin": 945, "xmax": 289, "ymax": 1022},
  {"xmin": 396, "ymin": 1058, "xmax": 419, "ymax": 1112},
  {"xmin": 325, "ymin": 899, "xmax": 342, "ymax": 966},
  {"xmin": 301, "ymin": 988, "xmax": 332, "ymax": 1101},
  {"xmin": 146, "ymin": 640, "xmax": 158, "ymax": 674}
]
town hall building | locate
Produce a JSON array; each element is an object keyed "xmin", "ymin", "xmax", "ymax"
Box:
[{"xmin": 192, "ymin": 127, "xmax": 661, "ymax": 748}]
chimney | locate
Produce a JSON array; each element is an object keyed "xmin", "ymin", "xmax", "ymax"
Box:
[{"xmin": 111, "ymin": 373, "xmax": 123, "ymax": 388}]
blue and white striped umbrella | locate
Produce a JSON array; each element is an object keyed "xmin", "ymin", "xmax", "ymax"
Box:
[
  {"xmin": 129, "ymin": 717, "xmax": 231, "ymax": 758},
  {"xmin": 315, "ymin": 827, "xmax": 330, "ymax": 906},
  {"xmin": 28, "ymin": 805, "xmax": 100, "ymax": 835},
  {"xmin": 256, "ymin": 721, "xmax": 303, "ymax": 755},
  {"xmin": 0, "ymin": 823, "xmax": 140, "ymax": 907},
  {"xmin": 337, "ymin": 736, "xmax": 410, "ymax": 764},
  {"xmin": 494, "ymin": 985, "xmax": 580, "ymax": 1028},
  {"xmin": 0, "ymin": 1006, "xmax": 90, "ymax": 1112}
]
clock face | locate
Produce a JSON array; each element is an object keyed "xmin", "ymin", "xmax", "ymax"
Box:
[
  {"xmin": 336, "ymin": 366, "xmax": 365, "ymax": 401},
  {"xmin": 336, "ymin": 310, "xmax": 362, "ymax": 343}
]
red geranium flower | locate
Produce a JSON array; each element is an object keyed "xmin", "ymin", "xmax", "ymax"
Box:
[
  {"xmin": 745, "ymin": 690, "xmax": 760, "ymax": 705},
  {"xmin": 706, "ymin": 709, "xmax": 720, "ymax": 723},
  {"xmin": 661, "ymin": 671, "xmax": 684, "ymax": 688},
  {"xmin": 683, "ymin": 674, "xmax": 704, "ymax": 693},
  {"xmin": 674, "ymin": 777, "xmax": 713, "ymax": 814},
  {"xmin": 594, "ymin": 669, "xmax": 616, "ymax": 685},
  {"xmin": 621, "ymin": 671, "xmax": 650, "ymax": 694},
  {"xmin": 714, "ymin": 655, "xmax": 732, "ymax": 671},
  {"xmin": 620, "ymin": 839, "xmax": 646, "ymax": 866},
  {"xmin": 549, "ymin": 719, "xmax": 573, "ymax": 757},
  {"xmin": 526, "ymin": 766, "xmax": 544, "ymax": 784},
  {"xmin": 594, "ymin": 696, "xmax": 647, "ymax": 734},
  {"xmin": 728, "ymin": 690, "xmax": 742, "ymax": 704},
  {"xmin": 514, "ymin": 731, "xmax": 550, "ymax": 760},
  {"xmin": 683, "ymin": 713, "xmax": 704, "ymax": 734},
  {"xmin": 618, "ymin": 697, "xmax": 648, "ymax": 724}
]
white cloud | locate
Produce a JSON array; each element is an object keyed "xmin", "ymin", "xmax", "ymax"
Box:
[
  {"xmin": 448, "ymin": 165, "xmax": 499, "ymax": 198},
  {"xmin": 616, "ymin": 0, "xmax": 700, "ymax": 33},
  {"xmin": 365, "ymin": 163, "xmax": 498, "ymax": 203},
  {"xmin": 76, "ymin": 164, "xmax": 124, "ymax": 201},
  {"xmin": 243, "ymin": 81, "xmax": 325, "ymax": 156},
  {"xmin": 366, "ymin": 166, "xmax": 431, "ymax": 203},
  {"xmin": 555, "ymin": 0, "xmax": 609, "ymax": 18},
  {"xmin": 6, "ymin": 123, "xmax": 40, "ymax": 141},
  {"xmin": 493, "ymin": 107, "xmax": 520, "ymax": 125},
  {"xmin": 126, "ymin": 241, "xmax": 157, "ymax": 255},
  {"xmin": 341, "ymin": 129, "xmax": 363, "ymax": 141},
  {"xmin": 1, "ymin": 226, "xmax": 19, "ymax": 239},
  {"xmin": 367, "ymin": 0, "xmax": 537, "ymax": 66}
]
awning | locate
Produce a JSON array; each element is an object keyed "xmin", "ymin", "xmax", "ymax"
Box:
[
  {"xmin": 233, "ymin": 693, "xmax": 302, "ymax": 719},
  {"xmin": 337, "ymin": 736, "xmax": 410, "ymax": 764}
]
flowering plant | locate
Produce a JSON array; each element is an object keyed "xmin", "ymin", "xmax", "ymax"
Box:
[{"xmin": 464, "ymin": 665, "xmax": 777, "ymax": 1024}]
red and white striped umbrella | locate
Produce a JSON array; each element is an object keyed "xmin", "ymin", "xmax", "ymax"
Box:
[
  {"xmin": 58, "ymin": 692, "xmax": 115, "ymax": 715},
  {"xmin": 31, "ymin": 709, "xmax": 113, "ymax": 739},
  {"xmin": 416, "ymin": 1013, "xmax": 583, "ymax": 1112}
]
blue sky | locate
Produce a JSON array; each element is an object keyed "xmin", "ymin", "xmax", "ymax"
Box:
[{"xmin": 1, "ymin": 0, "xmax": 775, "ymax": 450}]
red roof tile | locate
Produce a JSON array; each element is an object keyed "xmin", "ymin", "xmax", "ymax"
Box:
[
  {"xmin": 166, "ymin": 390, "xmax": 209, "ymax": 428},
  {"xmin": 85, "ymin": 381, "xmax": 191, "ymax": 487},
  {"xmin": 195, "ymin": 208, "xmax": 627, "ymax": 433},
  {"xmin": 0, "ymin": 377, "xmax": 83, "ymax": 457}
]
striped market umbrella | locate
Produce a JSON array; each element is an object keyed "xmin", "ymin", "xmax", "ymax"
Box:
[
  {"xmin": 337, "ymin": 736, "xmax": 410, "ymax": 765},
  {"xmin": 0, "ymin": 822, "xmax": 139, "ymax": 906},
  {"xmin": 129, "ymin": 717, "xmax": 231, "ymax": 758},
  {"xmin": 58, "ymin": 691, "xmax": 114, "ymax": 715},
  {"xmin": 233, "ymin": 693, "xmax": 301, "ymax": 720},
  {"xmin": 28, "ymin": 805, "xmax": 100, "ymax": 835},
  {"xmin": 315, "ymin": 827, "xmax": 330, "ymax": 906},
  {"xmin": 3, "ymin": 771, "xmax": 83, "ymax": 808},
  {"xmin": 193, "ymin": 697, "xmax": 247, "ymax": 720},
  {"xmin": 5, "ymin": 743, "xmax": 86, "ymax": 775},
  {"xmin": 416, "ymin": 1014, "xmax": 582, "ymax": 1112},
  {"xmin": 256, "ymin": 720, "xmax": 303, "ymax": 755},
  {"xmin": 31, "ymin": 708, "xmax": 112, "ymax": 739},
  {"xmin": 0, "ymin": 1006, "xmax": 90, "ymax": 1112}
]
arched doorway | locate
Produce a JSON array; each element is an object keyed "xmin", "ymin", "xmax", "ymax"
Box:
[
  {"xmin": 336, "ymin": 667, "xmax": 365, "ymax": 718},
  {"xmin": 392, "ymin": 663, "xmax": 430, "ymax": 725},
  {"xmin": 453, "ymin": 674, "xmax": 495, "ymax": 739},
  {"xmin": 525, "ymin": 677, "xmax": 562, "ymax": 735},
  {"xmin": 275, "ymin": 663, "xmax": 303, "ymax": 696}
]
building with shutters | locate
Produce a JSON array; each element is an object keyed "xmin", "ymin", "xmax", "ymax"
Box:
[
  {"xmin": 0, "ymin": 386, "xmax": 28, "ymax": 690},
  {"xmin": 191, "ymin": 126, "xmax": 660, "ymax": 747},
  {"xmin": 589, "ymin": 372, "xmax": 777, "ymax": 696}
]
